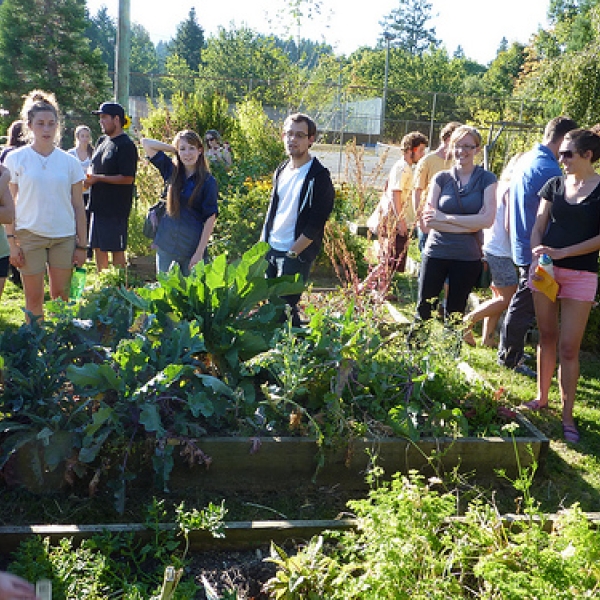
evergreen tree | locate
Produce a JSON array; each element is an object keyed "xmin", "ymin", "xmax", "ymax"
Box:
[
  {"xmin": 379, "ymin": 0, "xmax": 439, "ymax": 55},
  {"xmin": 497, "ymin": 37, "xmax": 509, "ymax": 55},
  {"xmin": 168, "ymin": 7, "xmax": 204, "ymax": 71},
  {"xmin": 0, "ymin": 0, "xmax": 110, "ymax": 133},
  {"xmin": 156, "ymin": 41, "xmax": 169, "ymax": 75},
  {"xmin": 130, "ymin": 24, "xmax": 158, "ymax": 97},
  {"xmin": 274, "ymin": 36, "xmax": 333, "ymax": 69},
  {"xmin": 85, "ymin": 5, "xmax": 116, "ymax": 71}
]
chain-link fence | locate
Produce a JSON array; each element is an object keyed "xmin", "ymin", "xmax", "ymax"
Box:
[{"xmin": 128, "ymin": 73, "xmax": 548, "ymax": 175}]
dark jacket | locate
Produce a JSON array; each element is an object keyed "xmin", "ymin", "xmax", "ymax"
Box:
[{"xmin": 262, "ymin": 157, "xmax": 335, "ymax": 262}]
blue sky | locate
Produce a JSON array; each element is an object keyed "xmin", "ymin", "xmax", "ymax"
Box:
[{"xmin": 87, "ymin": 0, "xmax": 550, "ymax": 65}]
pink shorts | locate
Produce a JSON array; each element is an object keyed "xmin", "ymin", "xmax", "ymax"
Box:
[{"xmin": 528, "ymin": 264, "xmax": 598, "ymax": 302}]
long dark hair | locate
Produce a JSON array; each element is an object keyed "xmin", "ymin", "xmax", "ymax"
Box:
[
  {"xmin": 75, "ymin": 125, "xmax": 94, "ymax": 158},
  {"xmin": 167, "ymin": 130, "xmax": 210, "ymax": 218},
  {"xmin": 7, "ymin": 120, "xmax": 26, "ymax": 148}
]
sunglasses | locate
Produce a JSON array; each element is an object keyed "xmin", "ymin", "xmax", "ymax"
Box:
[
  {"xmin": 558, "ymin": 150, "xmax": 576, "ymax": 159},
  {"xmin": 206, "ymin": 137, "xmax": 215, "ymax": 142}
]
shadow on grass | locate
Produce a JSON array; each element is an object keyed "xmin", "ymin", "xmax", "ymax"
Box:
[{"xmin": 520, "ymin": 407, "xmax": 600, "ymax": 513}]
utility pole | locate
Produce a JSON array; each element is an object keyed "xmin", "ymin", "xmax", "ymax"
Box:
[
  {"xmin": 381, "ymin": 32, "xmax": 396, "ymax": 141},
  {"xmin": 115, "ymin": 0, "xmax": 131, "ymax": 107}
]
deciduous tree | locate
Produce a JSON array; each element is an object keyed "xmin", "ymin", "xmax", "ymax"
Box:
[{"xmin": 199, "ymin": 26, "xmax": 295, "ymax": 106}]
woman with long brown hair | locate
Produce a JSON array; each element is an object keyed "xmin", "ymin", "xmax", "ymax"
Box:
[{"xmin": 141, "ymin": 131, "xmax": 218, "ymax": 275}]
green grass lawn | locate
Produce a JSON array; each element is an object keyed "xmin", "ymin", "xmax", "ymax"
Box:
[{"xmin": 387, "ymin": 270, "xmax": 600, "ymax": 514}]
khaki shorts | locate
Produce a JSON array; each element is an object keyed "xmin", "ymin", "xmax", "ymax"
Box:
[{"xmin": 16, "ymin": 229, "xmax": 75, "ymax": 275}]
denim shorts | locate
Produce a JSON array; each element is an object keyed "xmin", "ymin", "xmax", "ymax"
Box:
[
  {"xmin": 529, "ymin": 264, "xmax": 598, "ymax": 302},
  {"xmin": 483, "ymin": 252, "xmax": 518, "ymax": 287}
]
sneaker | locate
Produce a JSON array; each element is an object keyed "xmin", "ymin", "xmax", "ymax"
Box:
[{"xmin": 514, "ymin": 363, "xmax": 537, "ymax": 379}]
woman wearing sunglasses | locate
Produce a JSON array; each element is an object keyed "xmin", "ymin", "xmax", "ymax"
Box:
[
  {"xmin": 416, "ymin": 125, "xmax": 497, "ymax": 325},
  {"xmin": 525, "ymin": 128, "xmax": 600, "ymax": 443},
  {"xmin": 205, "ymin": 129, "xmax": 232, "ymax": 167}
]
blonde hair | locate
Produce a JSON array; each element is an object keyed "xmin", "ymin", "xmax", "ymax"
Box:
[
  {"xmin": 21, "ymin": 89, "xmax": 61, "ymax": 145},
  {"xmin": 500, "ymin": 152, "xmax": 525, "ymax": 182},
  {"xmin": 450, "ymin": 125, "xmax": 482, "ymax": 148}
]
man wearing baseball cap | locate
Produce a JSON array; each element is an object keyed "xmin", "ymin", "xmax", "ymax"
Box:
[{"xmin": 86, "ymin": 101, "xmax": 138, "ymax": 271}]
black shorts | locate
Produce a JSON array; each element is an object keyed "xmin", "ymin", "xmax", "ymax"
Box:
[
  {"xmin": 0, "ymin": 255, "xmax": 8, "ymax": 278},
  {"xmin": 90, "ymin": 214, "xmax": 128, "ymax": 252}
]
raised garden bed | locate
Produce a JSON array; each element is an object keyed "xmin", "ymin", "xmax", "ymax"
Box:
[
  {"xmin": 162, "ymin": 412, "xmax": 548, "ymax": 493},
  {"xmin": 0, "ymin": 519, "xmax": 355, "ymax": 555},
  {"xmin": 5, "ymin": 412, "xmax": 548, "ymax": 498}
]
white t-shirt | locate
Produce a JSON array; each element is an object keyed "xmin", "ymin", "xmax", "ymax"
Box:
[
  {"xmin": 5, "ymin": 146, "xmax": 84, "ymax": 238},
  {"xmin": 67, "ymin": 147, "xmax": 92, "ymax": 179},
  {"xmin": 483, "ymin": 180, "xmax": 512, "ymax": 258},
  {"xmin": 269, "ymin": 159, "xmax": 313, "ymax": 251}
]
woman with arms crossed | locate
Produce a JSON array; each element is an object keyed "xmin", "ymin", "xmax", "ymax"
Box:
[
  {"xmin": 524, "ymin": 128, "xmax": 600, "ymax": 444},
  {"xmin": 4, "ymin": 90, "xmax": 86, "ymax": 320},
  {"xmin": 141, "ymin": 131, "xmax": 218, "ymax": 275},
  {"xmin": 417, "ymin": 125, "xmax": 497, "ymax": 325}
]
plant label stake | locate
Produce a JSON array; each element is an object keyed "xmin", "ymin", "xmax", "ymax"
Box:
[{"xmin": 35, "ymin": 579, "xmax": 52, "ymax": 600}]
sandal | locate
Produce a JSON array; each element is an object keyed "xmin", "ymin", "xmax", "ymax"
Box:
[
  {"xmin": 520, "ymin": 399, "xmax": 548, "ymax": 411},
  {"xmin": 562, "ymin": 424, "xmax": 580, "ymax": 444}
]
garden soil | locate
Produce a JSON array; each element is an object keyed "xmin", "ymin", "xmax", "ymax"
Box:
[{"xmin": 186, "ymin": 545, "xmax": 277, "ymax": 599}]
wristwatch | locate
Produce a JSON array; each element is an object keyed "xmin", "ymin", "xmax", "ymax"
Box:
[{"xmin": 286, "ymin": 250, "xmax": 298, "ymax": 259}]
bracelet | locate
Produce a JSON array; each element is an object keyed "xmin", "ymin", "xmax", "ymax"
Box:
[
  {"xmin": 6, "ymin": 234, "xmax": 15, "ymax": 238},
  {"xmin": 76, "ymin": 245, "xmax": 87, "ymax": 250}
]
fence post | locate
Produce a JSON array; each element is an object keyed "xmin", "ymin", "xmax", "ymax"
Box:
[{"xmin": 429, "ymin": 92, "xmax": 437, "ymax": 147}]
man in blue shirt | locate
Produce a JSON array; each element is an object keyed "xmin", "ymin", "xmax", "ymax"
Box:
[{"xmin": 498, "ymin": 116, "xmax": 577, "ymax": 375}]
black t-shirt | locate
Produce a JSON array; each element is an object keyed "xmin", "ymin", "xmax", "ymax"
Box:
[
  {"xmin": 540, "ymin": 176, "xmax": 600, "ymax": 273},
  {"xmin": 89, "ymin": 133, "xmax": 138, "ymax": 218}
]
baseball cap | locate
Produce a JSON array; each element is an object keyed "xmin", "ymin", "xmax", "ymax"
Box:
[{"xmin": 92, "ymin": 102, "xmax": 125, "ymax": 121}]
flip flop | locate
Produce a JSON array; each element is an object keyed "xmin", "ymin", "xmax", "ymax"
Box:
[
  {"xmin": 563, "ymin": 424, "xmax": 580, "ymax": 444},
  {"xmin": 520, "ymin": 400, "xmax": 548, "ymax": 411}
]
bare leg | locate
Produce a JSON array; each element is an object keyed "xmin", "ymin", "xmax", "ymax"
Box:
[
  {"xmin": 465, "ymin": 283, "xmax": 517, "ymax": 346},
  {"xmin": 94, "ymin": 249, "xmax": 110, "ymax": 272},
  {"xmin": 0, "ymin": 276, "xmax": 5, "ymax": 299},
  {"xmin": 557, "ymin": 298, "xmax": 592, "ymax": 428},
  {"xmin": 21, "ymin": 271, "xmax": 46, "ymax": 322},
  {"xmin": 48, "ymin": 266, "xmax": 72, "ymax": 301},
  {"xmin": 532, "ymin": 290, "xmax": 560, "ymax": 408},
  {"xmin": 111, "ymin": 251, "xmax": 126, "ymax": 268}
]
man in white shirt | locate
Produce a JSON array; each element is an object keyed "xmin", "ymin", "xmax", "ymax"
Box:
[{"xmin": 262, "ymin": 113, "xmax": 335, "ymax": 326}]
